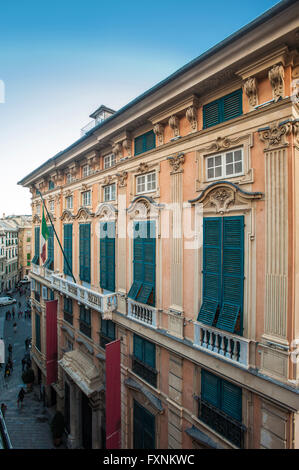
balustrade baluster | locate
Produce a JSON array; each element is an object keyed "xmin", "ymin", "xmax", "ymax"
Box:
[
  {"xmin": 232, "ymin": 341, "xmax": 239, "ymax": 362},
  {"xmin": 213, "ymin": 334, "xmax": 220, "ymax": 353},
  {"xmin": 225, "ymin": 338, "xmax": 232, "ymax": 359}
]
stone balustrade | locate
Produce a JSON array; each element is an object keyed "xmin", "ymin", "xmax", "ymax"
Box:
[{"xmin": 127, "ymin": 299, "xmax": 157, "ymax": 328}]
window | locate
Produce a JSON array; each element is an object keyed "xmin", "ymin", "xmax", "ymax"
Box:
[
  {"xmin": 203, "ymin": 89, "xmax": 242, "ymax": 129},
  {"xmin": 48, "ymin": 180, "xmax": 55, "ymax": 190},
  {"xmin": 66, "ymin": 173, "xmax": 74, "ymax": 184},
  {"xmin": 199, "ymin": 370, "xmax": 244, "ymax": 447},
  {"xmin": 134, "ymin": 130, "xmax": 156, "ymax": 156},
  {"xmin": 136, "ymin": 172, "xmax": 156, "ymax": 194},
  {"xmin": 82, "ymin": 164, "xmax": 91, "ymax": 178},
  {"xmin": 63, "ymin": 224, "xmax": 73, "ymax": 277},
  {"xmin": 35, "ymin": 313, "xmax": 41, "ymax": 351},
  {"xmin": 100, "ymin": 319, "xmax": 115, "ymax": 348},
  {"xmin": 32, "ymin": 226, "xmax": 40, "ymax": 265},
  {"xmin": 64, "ymin": 297, "xmax": 73, "ymax": 325},
  {"xmin": 82, "ymin": 191, "xmax": 91, "ymax": 207},
  {"xmin": 79, "ymin": 305, "xmax": 91, "ymax": 337},
  {"xmin": 100, "ymin": 222, "xmax": 115, "ymax": 292},
  {"xmin": 79, "ymin": 224, "xmax": 91, "ymax": 283},
  {"xmin": 206, "ymin": 148, "xmax": 243, "ymax": 181},
  {"xmin": 44, "ymin": 226, "xmax": 54, "ymax": 270},
  {"xmin": 132, "ymin": 334, "xmax": 157, "ymax": 387},
  {"xmin": 103, "ymin": 184, "xmax": 116, "ymax": 202},
  {"xmin": 128, "ymin": 221, "xmax": 156, "ymax": 306},
  {"xmin": 49, "ymin": 200, "xmax": 54, "ymax": 212},
  {"xmin": 133, "ymin": 401, "xmax": 155, "ymax": 449},
  {"xmin": 36, "ymin": 204, "xmax": 41, "ymax": 216},
  {"xmin": 65, "ymin": 196, "xmax": 73, "ymax": 209},
  {"xmin": 103, "ymin": 153, "xmax": 116, "ymax": 169},
  {"xmin": 197, "ymin": 216, "xmax": 244, "ymax": 335}
]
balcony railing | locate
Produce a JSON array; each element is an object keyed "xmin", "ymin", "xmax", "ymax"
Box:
[
  {"xmin": 100, "ymin": 333, "xmax": 114, "ymax": 349},
  {"xmin": 132, "ymin": 356, "xmax": 157, "ymax": 388},
  {"xmin": 51, "ymin": 273, "xmax": 117, "ymax": 315},
  {"xmin": 64, "ymin": 311, "xmax": 73, "ymax": 325},
  {"xmin": 193, "ymin": 321, "xmax": 250, "ymax": 368},
  {"xmin": 127, "ymin": 299, "xmax": 157, "ymax": 328},
  {"xmin": 198, "ymin": 398, "xmax": 245, "ymax": 448},
  {"xmin": 79, "ymin": 321, "xmax": 91, "ymax": 338}
]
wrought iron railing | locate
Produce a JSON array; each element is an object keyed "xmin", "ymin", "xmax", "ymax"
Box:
[
  {"xmin": 197, "ymin": 397, "xmax": 245, "ymax": 448},
  {"xmin": 132, "ymin": 356, "xmax": 157, "ymax": 388},
  {"xmin": 64, "ymin": 311, "xmax": 73, "ymax": 325},
  {"xmin": 79, "ymin": 321, "xmax": 91, "ymax": 338},
  {"xmin": 100, "ymin": 333, "xmax": 114, "ymax": 349}
]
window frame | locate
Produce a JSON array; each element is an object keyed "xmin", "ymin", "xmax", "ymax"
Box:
[
  {"xmin": 82, "ymin": 190, "xmax": 91, "ymax": 207},
  {"xmin": 82, "ymin": 164, "xmax": 91, "ymax": 178},
  {"xmin": 136, "ymin": 171, "xmax": 156, "ymax": 195},
  {"xmin": 65, "ymin": 195, "xmax": 73, "ymax": 209},
  {"xmin": 103, "ymin": 183, "xmax": 116, "ymax": 202},
  {"xmin": 206, "ymin": 148, "xmax": 244, "ymax": 182},
  {"xmin": 103, "ymin": 153, "xmax": 116, "ymax": 169}
]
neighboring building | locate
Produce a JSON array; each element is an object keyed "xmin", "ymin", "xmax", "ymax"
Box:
[
  {"xmin": 0, "ymin": 230, "xmax": 5, "ymax": 291},
  {"xmin": 0, "ymin": 220, "xmax": 19, "ymax": 292},
  {"xmin": 18, "ymin": 0, "xmax": 299, "ymax": 449},
  {"xmin": 8, "ymin": 215, "xmax": 33, "ymax": 279}
]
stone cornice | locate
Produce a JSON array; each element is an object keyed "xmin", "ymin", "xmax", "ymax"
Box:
[
  {"xmin": 236, "ymin": 45, "xmax": 290, "ymax": 79},
  {"xmin": 149, "ymin": 95, "xmax": 199, "ymax": 125}
]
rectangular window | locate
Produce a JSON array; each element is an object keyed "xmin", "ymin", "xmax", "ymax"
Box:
[
  {"xmin": 79, "ymin": 305, "xmax": 91, "ymax": 337},
  {"xmin": 32, "ymin": 226, "xmax": 40, "ymax": 265},
  {"xmin": 103, "ymin": 184, "xmax": 116, "ymax": 202},
  {"xmin": 128, "ymin": 221, "xmax": 156, "ymax": 306},
  {"xmin": 136, "ymin": 172, "xmax": 156, "ymax": 194},
  {"xmin": 64, "ymin": 297, "xmax": 73, "ymax": 325},
  {"xmin": 66, "ymin": 173, "xmax": 74, "ymax": 184},
  {"xmin": 206, "ymin": 148, "xmax": 243, "ymax": 181},
  {"xmin": 133, "ymin": 401, "xmax": 155, "ymax": 449},
  {"xmin": 203, "ymin": 89, "xmax": 243, "ymax": 129},
  {"xmin": 133, "ymin": 334, "xmax": 157, "ymax": 387},
  {"xmin": 100, "ymin": 222, "xmax": 115, "ymax": 292},
  {"xmin": 104, "ymin": 153, "xmax": 116, "ymax": 169},
  {"xmin": 198, "ymin": 216, "xmax": 244, "ymax": 335},
  {"xmin": 82, "ymin": 191, "xmax": 91, "ymax": 207},
  {"xmin": 82, "ymin": 164, "xmax": 91, "ymax": 178},
  {"xmin": 100, "ymin": 319, "xmax": 115, "ymax": 348},
  {"xmin": 65, "ymin": 196, "xmax": 73, "ymax": 209},
  {"xmin": 44, "ymin": 226, "xmax": 54, "ymax": 270},
  {"xmin": 48, "ymin": 180, "xmax": 55, "ymax": 190},
  {"xmin": 63, "ymin": 224, "xmax": 73, "ymax": 277},
  {"xmin": 35, "ymin": 313, "xmax": 41, "ymax": 351},
  {"xmin": 199, "ymin": 370, "xmax": 244, "ymax": 447},
  {"xmin": 79, "ymin": 223, "xmax": 91, "ymax": 283},
  {"xmin": 134, "ymin": 130, "xmax": 156, "ymax": 156}
]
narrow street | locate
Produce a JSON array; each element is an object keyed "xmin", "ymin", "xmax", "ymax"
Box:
[{"xmin": 0, "ymin": 286, "xmax": 54, "ymax": 449}]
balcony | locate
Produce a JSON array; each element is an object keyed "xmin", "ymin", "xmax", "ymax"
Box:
[
  {"xmin": 79, "ymin": 321, "xmax": 91, "ymax": 338},
  {"xmin": 193, "ymin": 321, "xmax": 250, "ymax": 368},
  {"xmin": 64, "ymin": 311, "xmax": 73, "ymax": 325},
  {"xmin": 198, "ymin": 398, "xmax": 245, "ymax": 448},
  {"xmin": 51, "ymin": 273, "xmax": 117, "ymax": 316},
  {"xmin": 132, "ymin": 356, "xmax": 157, "ymax": 388},
  {"xmin": 127, "ymin": 299, "xmax": 157, "ymax": 328}
]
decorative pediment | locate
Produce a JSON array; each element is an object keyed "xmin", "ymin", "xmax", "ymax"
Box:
[
  {"xmin": 201, "ymin": 135, "xmax": 244, "ymax": 153},
  {"xmin": 74, "ymin": 207, "xmax": 94, "ymax": 220},
  {"xmin": 258, "ymin": 120, "xmax": 292, "ymax": 151},
  {"xmin": 116, "ymin": 170, "xmax": 128, "ymax": 187},
  {"xmin": 32, "ymin": 214, "xmax": 41, "ymax": 224},
  {"xmin": 189, "ymin": 181, "xmax": 263, "ymax": 214},
  {"xmin": 60, "ymin": 209, "xmax": 74, "ymax": 222},
  {"xmin": 136, "ymin": 162, "xmax": 150, "ymax": 174},
  {"xmin": 45, "ymin": 212, "xmax": 56, "ymax": 222},
  {"xmin": 167, "ymin": 152, "xmax": 185, "ymax": 174},
  {"xmin": 127, "ymin": 195, "xmax": 164, "ymax": 219},
  {"xmin": 95, "ymin": 203, "xmax": 117, "ymax": 220}
]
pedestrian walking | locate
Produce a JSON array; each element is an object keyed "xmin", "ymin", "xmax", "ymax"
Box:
[
  {"xmin": 17, "ymin": 388, "xmax": 25, "ymax": 408},
  {"xmin": 12, "ymin": 310, "xmax": 15, "ymax": 320},
  {"xmin": 1, "ymin": 403, "xmax": 7, "ymax": 419},
  {"xmin": 7, "ymin": 357, "xmax": 13, "ymax": 372},
  {"xmin": 18, "ymin": 310, "xmax": 22, "ymax": 319},
  {"xmin": 8, "ymin": 344, "xmax": 12, "ymax": 357},
  {"xmin": 5, "ymin": 311, "xmax": 8, "ymax": 321},
  {"xmin": 4, "ymin": 364, "xmax": 10, "ymax": 379},
  {"xmin": 18, "ymin": 301, "xmax": 21, "ymax": 308},
  {"xmin": 13, "ymin": 322, "xmax": 17, "ymax": 334},
  {"xmin": 21, "ymin": 357, "xmax": 26, "ymax": 372}
]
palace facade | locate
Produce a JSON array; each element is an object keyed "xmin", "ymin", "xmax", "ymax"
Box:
[{"xmin": 19, "ymin": 0, "xmax": 299, "ymax": 449}]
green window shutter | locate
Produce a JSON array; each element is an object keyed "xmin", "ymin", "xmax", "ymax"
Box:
[
  {"xmin": 222, "ymin": 89, "xmax": 242, "ymax": 122},
  {"xmin": 198, "ymin": 218, "xmax": 221, "ymax": 323},
  {"xmin": 144, "ymin": 130, "xmax": 155, "ymax": 152},
  {"xmin": 201, "ymin": 370, "xmax": 220, "ymax": 407},
  {"xmin": 133, "ymin": 400, "xmax": 155, "ymax": 449},
  {"xmin": 203, "ymin": 100, "xmax": 220, "ymax": 128},
  {"xmin": 133, "ymin": 335, "xmax": 144, "ymax": 361},
  {"xmin": 144, "ymin": 340, "xmax": 155, "ymax": 369},
  {"xmin": 221, "ymin": 380, "xmax": 242, "ymax": 422},
  {"xmin": 102, "ymin": 319, "xmax": 115, "ymax": 340},
  {"xmin": 100, "ymin": 222, "xmax": 115, "ymax": 291},
  {"xmin": 63, "ymin": 224, "xmax": 73, "ymax": 276},
  {"xmin": 79, "ymin": 224, "xmax": 91, "ymax": 283},
  {"xmin": 128, "ymin": 280, "xmax": 142, "ymax": 300},
  {"xmin": 45, "ymin": 226, "xmax": 54, "ymax": 270},
  {"xmin": 217, "ymin": 216, "xmax": 244, "ymax": 334},
  {"xmin": 134, "ymin": 135, "xmax": 144, "ymax": 156},
  {"xmin": 32, "ymin": 226, "xmax": 40, "ymax": 264}
]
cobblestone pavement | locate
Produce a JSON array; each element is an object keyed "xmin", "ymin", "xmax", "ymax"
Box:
[{"xmin": 0, "ymin": 286, "xmax": 56, "ymax": 449}]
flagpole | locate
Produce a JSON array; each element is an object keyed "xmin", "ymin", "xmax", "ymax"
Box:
[{"xmin": 36, "ymin": 190, "xmax": 76, "ymax": 284}]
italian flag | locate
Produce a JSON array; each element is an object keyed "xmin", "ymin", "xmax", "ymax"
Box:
[{"xmin": 40, "ymin": 208, "xmax": 49, "ymax": 264}]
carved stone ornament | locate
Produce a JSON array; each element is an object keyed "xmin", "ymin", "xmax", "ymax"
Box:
[
  {"xmin": 258, "ymin": 121, "xmax": 292, "ymax": 150},
  {"xmin": 87, "ymin": 156, "xmax": 97, "ymax": 171},
  {"xmin": 112, "ymin": 142, "xmax": 123, "ymax": 159},
  {"xmin": 207, "ymin": 136, "xmax": 242, "ymax": 152},
  {"xmin": 268, "ymin": 64, "xmax": 284, "ymax": 101},
  {"xmin": 101, "ymin": 299, "xmax": 114, "ymax": 321},
  {"xmin": 116, "ymin": 170, "xmax": 128, "ymax": 187},
  {"xmin": 136, "ymin": 162, "xmax": 149, "ymax": 174},
  {"xmin": 122, "ymin": 138, "xmax": 132, "ymax": 157},
  {"xmin": 209, "ymin": 188, "xmax": 235, "ymax": 213},
  {"xmin": 103, "ymin": 175, "xmax": 113, "ymax": 186},
  {"xmin": 29, "ymin": 185, "xmax": 36, "ymax": 195},
  {"xmin": 74, "ymin": 207, "xmax": 94, "ymax": 220},
  {"xmin": 32, "ymin": 214, "xmax": 41, "ymax": 224},
  {"xmin": 127, "ymin": 196, "xmax": 163, "ymax": 220},
  {"xmin": 95, "ymin": 202, "xmax": 117, "ymax": 220},
  {"xmin": 153, "ymin": 123, "xmax": 164, "ymax": 145},
  {"xmin": 167, "ymin": 153, "xmax": 185, "ymax": 173},
  {"xmin": 81, "ymin": 183, "xmax": 89, "ymax": 192},
  {"xmin": 60, "ymin": 209, "xmax": 74, "ymax": 222},
  {"xmin": 243, "ymin": 77, "xmax": 258, "ymax": 107},
  {"xmin": 186, "ymin": 106, "xmax": 198, "ymax": 132},
  {"xmin": 292, "ymin": 120, "xmax": 299, "ymax": 146},
  {"xmin": 168, "ymin": 115, "xmax": 180, "ymax": 137}
]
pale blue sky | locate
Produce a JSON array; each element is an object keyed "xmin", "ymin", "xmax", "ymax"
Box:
[{"xmin": 0, "ymin": 0, "xmax": 279, "ymax": 215}]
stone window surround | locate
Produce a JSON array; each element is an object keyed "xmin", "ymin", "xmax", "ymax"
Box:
[{"xmin": 130, "ymin": 162, "xmax": 161, "ymax": 200}]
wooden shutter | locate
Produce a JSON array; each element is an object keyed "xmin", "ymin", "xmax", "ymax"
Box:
[
  {"xmin": 133, "ymin": 401, "xmax": 155, "ymax": 449},
  {"xmin": 222, "ymin": 89, "xmax": 242, "ymax": 122},
  {"xmin": 133, "ymin": 335, "xmax": 144, "ymax": 361},
  {"xmin": 100, "ymin": 222, "xmax": 115, "ymax": 292},
  {"xmin": 216, "ymin": 216, "xmax": 244, "ymax": 334},
  {"xmin": 35, "ymin": 313, "xmax": 41, "ymax": 351},
  {"xmin": 63, "ymin": 224, "xmax": 73, "ymax": 276},
  {"xmin": 79, "ymin": 224, "xmax": 91, "ymax": 283},
  {"xmin": 134, "ymin": 135, "xmax": 144, "ymax": 155},
  {"xmin": 198, "ymin": 218, "xmax": 221, "ymax": 324},
  {"xmin": 144, "ymin": 131, "xmax": 155, "ymax": 152},
  {"xmin": 221, "ymin": 380, "xmax": 242, "ymax": 422},
  {"xmin": 203, "ymin": 99, "xmax": 220, "ymax": 128},
  {"xmin": 201, "ymin": 370, "xmax": 220, "ymax": 407},
  {"xmin": 144, "ymin": 340, "xmax": 155, "ymax": 369},
  {"xmin": 32, "ymin": 226, "xmax": 40, "ymax": 264},
  {"xmin": 45, "ymin": 226, "xmax": 54, "ymax": 269}
]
